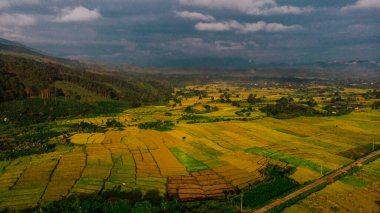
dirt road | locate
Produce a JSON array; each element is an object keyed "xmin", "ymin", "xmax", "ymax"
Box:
[{"xmin": 252, "ymin": 149, "xmax": 380, "ymax": 213}]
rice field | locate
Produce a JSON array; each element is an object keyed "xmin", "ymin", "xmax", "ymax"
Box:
[{"xmin": 0, "ymin": 83, "xmax": 379, "ymax": 211}]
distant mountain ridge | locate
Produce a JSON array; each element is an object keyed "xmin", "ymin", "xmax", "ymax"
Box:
[
  {"xmin": 0, "ymin": 37, "xmax": 378, "ymax": 82},
  {"xmin": 0, "ymin": 38, "xmax": 81, "ymax": 67},
  {"xmin": 0, "ymin": 38, "xmax": 45, "ymax": 56}
]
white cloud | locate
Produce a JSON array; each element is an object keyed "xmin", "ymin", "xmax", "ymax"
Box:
[
  {"xmin": 54, "ymin": 6, "xmax": 101, "ymax": 23},
  {"xmin": 175, "ymin": 11, "xmax": 215, "ymax": 21},
  {"xmin": 342, "ymin": 0, "xmax": 380, "ymax": 11},
  {"xmin": 195, "ymin": 20, "xmax": 241, "ymax": 31},
  {"xmin": 179, "ymin": 0, "xmax": 313, "ymax": 16},
  {"xmin": 195, "ymin": 20, "xmax": 301, "ymax": 33}
]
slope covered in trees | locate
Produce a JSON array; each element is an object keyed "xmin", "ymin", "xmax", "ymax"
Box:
[{"xmin": 0, "ymin": 54, "xmax": 173, "ymax": 105}]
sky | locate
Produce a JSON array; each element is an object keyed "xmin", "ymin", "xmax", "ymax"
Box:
[{"xmin": 0, "ymin": 0, "xmax": 379, "ymax": 68}]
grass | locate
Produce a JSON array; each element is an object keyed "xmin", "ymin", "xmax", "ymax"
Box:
[
  {"xmin": 169, "ymin": 148, "xmax": 208, "ymax": 172},
  {"xmin": 0, "ymin": 161, "xmax": 10, "ymax": 173},
  {"xmin": 339, "ymin": 175, "xmax": 368, "ymax": 189},
  {"xmin": 53, "ymin": 81, "xmax": 107, "ymax": 102}
]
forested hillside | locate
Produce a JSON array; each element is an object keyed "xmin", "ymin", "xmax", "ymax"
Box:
[{"xmin": 0, "ymin": 54, "xmax": 173, "ymax": 105}]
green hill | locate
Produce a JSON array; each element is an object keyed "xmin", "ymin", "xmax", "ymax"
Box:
[{"xmin": 0, "ymin": 38, "xmax": 173, "ymax": 107}]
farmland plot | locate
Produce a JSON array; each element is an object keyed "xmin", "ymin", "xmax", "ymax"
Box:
[
  {"xmin": 70, "ymin": 144, "xmax": 113, "ymax": 195},
  {"xmin": 41, "ymin": 147, "xmax": 86, "ymax": 202},
  {"xmin": 0, "ymin": 153, "xmax": 61, "ymax": 210}
]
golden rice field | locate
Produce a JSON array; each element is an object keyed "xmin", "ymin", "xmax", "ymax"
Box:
[{"xmin": 0, "ymin": 84, "xmax": 379, "ymax": 211}]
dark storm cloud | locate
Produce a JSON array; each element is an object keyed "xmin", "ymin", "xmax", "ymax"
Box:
[{"xmin": 0, "ymin": 0, "xmax": 378, "ymax": 67}]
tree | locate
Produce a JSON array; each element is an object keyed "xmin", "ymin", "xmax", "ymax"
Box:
[
  {"xmin": 247, "ymin": 94, "xmax": 257, "ymax": 104},
  {"xmin": 306, "ymin": 98, "xmax": 317, "ymax": 107}
]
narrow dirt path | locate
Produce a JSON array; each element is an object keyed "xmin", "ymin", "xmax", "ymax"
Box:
[{"xmin": 253, "ymin": 149, "xmax": 380, "ymax": 213}]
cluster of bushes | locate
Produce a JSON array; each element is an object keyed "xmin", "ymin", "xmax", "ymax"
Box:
[
  {"xmin": 137, "ymin": 120, "xmax": 174, "ymax": 131},
  {"xmin": 175, "ymin": 89, "xmax": 207, "ymax": 99},
  {"xmin": 362, "ymin": 89, "xmax": 380, "ymax": 100},
  {"xmin": 184, "ymin": 104, "xmax": 219, "ymax": 114},
  {"xmin": 235, "ymin": 106, "xmax": 255, "ymax": 117},
  {"xmin": 261, "ymin": 97, "xmax": 319, "ymax": 118},
  {"xmin": 70, "ymin": 122, "xmax": 106, "ymax": 133},
  {"xmin": 106, "ymin": 119, "xmax": 124, "ymax": 128},
  {"xmin": 322, "ymin": 104, "xmax": 352, "ymax": 116},
  {"xmin": 179, "ymin": 115, "xmax": 205, "ymax": 120},
  {"xmin": 247, "ymin": 93, "xmax": 262, "ymax": 104},
  {"xmin": 322, "ymin": 95, "xmax": 355, "ymax": 115},
  {"xmin": 219, "ymin": 92, "xmax": 232, "ymax": 103}
]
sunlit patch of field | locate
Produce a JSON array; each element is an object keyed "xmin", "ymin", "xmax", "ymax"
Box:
[
  {"xmin": 59, "ymin": 114, "xmax": 133, "ymax": 128},
  {"xmin": 289, "ymin": 167, "xmax": 321, "ymax": 184},
  {"xmin": 70, "ymin": 133, "xmax": 105, "ymax": 144},
  {"xmin": 341, "ymin": 88, "xmax": 370, "ymax": 94},
  {"xmin": 285, "ymin": 159, "xmax": 380, "ymax": 213}
]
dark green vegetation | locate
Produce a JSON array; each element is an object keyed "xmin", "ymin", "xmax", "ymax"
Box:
[
  {"xmin": 184, "ymin": 104, "xmax": 219, "ymax": 114},
  {"xmin": 261, "ymin": 97, "xmax": 320, "ymax": 118},
  {"xmin": 0, "ymin": 123, "xmax": 59, "ymax": 160},
  {"xmin": 260, "ymin": 95, "xmax": 360, "ymax": 118},
  {"xmin": 105, "ymin": 119, "xmax": 124, "ymax": 129},
  {"xmin": 38, "ymin": 189, "xmax": 234, "ymax": 213},
  {"xmin": 138, "ymin": 120, "xmax": 174, "ymax": 131},
  {"xmin": 0, "ymin": 98, "xmax": 130, "ymax": 125},
  {"xmin": 71, "ymin": 122, "xmax": 106, "ymax": 133},
  {"xmin": 235, "ymin": 165, "xmax": 299, "ymax": 209},
  {"xmin": 36, "ymin": 189, "xmax": 165, "ymax": 213},
  {"xmin": 0, "ymin": 70, "xmax": 26, "ymax": 102}
]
